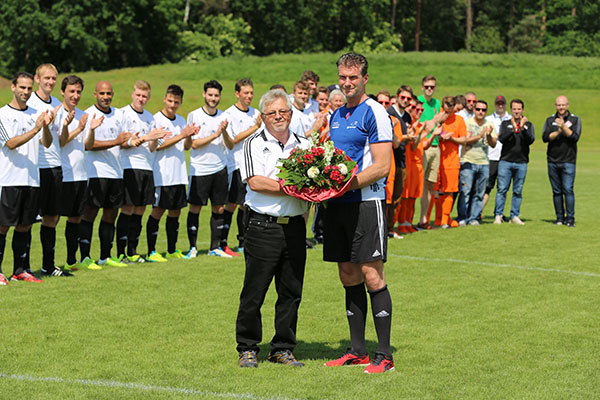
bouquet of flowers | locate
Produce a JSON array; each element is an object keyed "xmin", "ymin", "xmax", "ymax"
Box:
[{"xmin": 276, "ymin": 135, "xmax": 357, "ymax": 202}]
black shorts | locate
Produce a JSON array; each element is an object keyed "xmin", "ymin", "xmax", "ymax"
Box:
[
  {"xmin": 0, "ymin": 186, "xmax": 40, "ymax": 226},
  {"xmin": 155, "ymin": 184, "xmax": 187, "ymax": 210},
  {"xmin": 485, "ymin": 160, "xmax": 499, "ymax": 194},
  {"xmin": 87, "ymin": 177, "xmax": 124, "ymax": 209},
  {"xmin": 123, "ymin": 169, "xmax": 155, "ymax": 206},
  {"xmin": 61, "ymin": 181, "xmax": 88, "ymax": 217},
  {"xmin": 228, "ymin": 169, "xmax": 246, "ymax": 205},
  {"xmin": 39, "ymin": 167, "xmax": 63, "ymax": 216},
  {"xmin": 188, "ymin": 168, "xmax": 228, "ymax": 206},
  {"xmin": 323, "ymin": 200, "xmax": 387, "ymax": 264}
]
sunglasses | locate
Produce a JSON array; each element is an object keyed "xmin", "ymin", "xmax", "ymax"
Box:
[
  {"xmin": 378, "ymin": 100, "xmax": 390, "ymax": 106},
  {"xmin": 399, "ymin": 95, "xmax": 411, "ymax": 100},
  {"xmin": 475, "ymin": 107, "xmax": 487, "ymax": 112},
  {"xmin": 467, "ymin": 99, "xmax": 478, "ymax": 103},
  {"xmin": 423, "ymin": 85, "xmax": 435, "ymax": 90}
]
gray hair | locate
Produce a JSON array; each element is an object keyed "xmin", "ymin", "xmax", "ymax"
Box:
[
  {"xmin": 329, "ymin": 89, "xmax": 346, "ymax": 103},
  {"xmin": 259, "ymin": 89, "xmax": 292, "ymax": 113}
]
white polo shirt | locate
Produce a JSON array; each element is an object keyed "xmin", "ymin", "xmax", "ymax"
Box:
[
  {"xmin": 120, "ymin": 105, "xmax": 157, "ymax": 171},
  {"xmin": 224, "ymin": 104, "xmax": 260, "ymax": 172},
  {"xmin": 27, "ymin": 92, "xmax": 62, "ymax": 168},
  {"xmin": 485, "ymin": 112, "xmax": 512, "ymax": 161},
  {"xmin": 56, "ymin": 106, "xmax": 87, "ymax": 182},
  {"xmin": 84, "ymin": 105, "xmax": 124, "ymax": 179},
  {"xmin": 153, "ymin": 111, "xmax": 187, "ymax": 186},
  {"xmin": 241, "ymin": 129, "xmax": 309, "ymax": 217},
  {"xmin": 187, "ymin": 107, "xmax": 228, "ymax": 176}
]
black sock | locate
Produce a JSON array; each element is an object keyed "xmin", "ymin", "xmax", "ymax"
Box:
[
  {"xmin": 128, "ymin": 214, "xmax": 143, "ymax": 256},
  {"xmin": 24, "ymin": 230, "xmax": 31, "ymax": 269},
  {"xmin": 12, "ymin": 231, "xmax": 28, "ymax": 276},
  {"xmin": 116, "ymin": 213, "xmax": 130, "ymax": 256},
  {"xmin": 0, "ymin": 233, "xmax": 5, "ymax": 274},
  {"xmin": 369, "ymin": 285, "xmax": 393, "ymax": 356},
  {"xmin": 99, "ymin": 220, "xmax": 115, "ymax": 260},
  {"xmin": 65, "ymin": 221, "xmax": 79, "ymax": 265},
  {"xmin": 146, "ymin": 215, "xmax": 160, "ymax": 253},
  {"xmin": 187, "ymin": 211, "xmax": 199, "ymax": 249},
  {"xmin": 41, "ymin": 225, "xmax": 56, "ymax": 269},
  {"xmin": 166, "ymin": 216, "xmax": 179, "ymax": 254},
  {"xmin": 79, "ymin": 220, "xmax": 93, "ymax": 260},
  {"xmin": 210, "ymin": 212, "xmax": 224, "ymax": 250},
  {"xmin": 345, "ymin": 283, "xmax": 368, "ymax": 356},
  {"xmin": 220, "ymin": 210, "xmax": 233, "ymax": 248},
  {"xmin": 236, "ymin": 207, "xmax": 245, "ymax": 248}
]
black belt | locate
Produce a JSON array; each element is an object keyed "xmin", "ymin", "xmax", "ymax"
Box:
[{"xmin": 248, "ymin": 210, "xmax": 301, "ymax": 225}]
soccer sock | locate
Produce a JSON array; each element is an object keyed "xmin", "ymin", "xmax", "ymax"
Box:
[
  {"xmin": 40, "ymin": 225, "xmax": 56, "ymax": 269},
  {"xmin": 99, "ymin": 220, "xmax": 115, "ymax": 261},
  {"xmin": 24, "ymin": 230, "xmax": 31, "ymax": 269},
  {"xmin": 12, "ymin": 231, "xmax": 28, "ymax": 276},
  {"xmin": 146, "ymin": 215, "xmax": 160, "ymax": 253},
  {"xmin": 187, "ymin": 211, "xmax": 199, "ymax": 249},
  {"xmin": 369, "ymin": 285, "xmax": 393, "ymax": 356},
  {"xmin": 0, "ymin": 233, "xmax": 5, "ymax": 274},
  {"xmin": 116, "ymin": 213, "xmax": 130, "ymax": 256},
  {"xmin": 434, "ymin": 196, "xmax": 443, "ymax": 226},
  {"xmin": 209, "ymin": 212, "xmax": 223, "ymax": 250},
  {"xmin": 166, "ymin": 216, "xmax": 179, "ymax": 254},
  {"xmin": 236, "ymin": 207, "xmax": 245, "ymax": 247},
  {"xmin": 407, "ymin": 198, "xmax": 416, "ymax": 225},
  {"xmin": 220, "ymin": 210, "xmax": 233, "ymax": 248},
  {"xmin": 79, "ymin": 220, "xmax": 93, "ymax": 261},
  {"xmin": 344, "ymin": 283, "xmax": 368, "ymax": 356},
  {"xmin": 65, "ymin": 221, "xmax": 79, "ymax": 265},
  {"xmin": 441, "ymin": 194, "xmax": 454, "ymax": 226},
  {"xmin": 128, "ymin": 214, "xmax": 143, "ymax": 256}
]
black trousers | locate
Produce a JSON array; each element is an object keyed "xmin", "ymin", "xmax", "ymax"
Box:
[{"xmin": 235, "ymin": 214, "xmax": 306, "ymax": 354}]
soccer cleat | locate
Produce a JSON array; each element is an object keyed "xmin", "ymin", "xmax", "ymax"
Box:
[
  {"xmin": 186, "ymin": 247, "xmax": 198, "ymax": 258},
  {"xmin": 208, "ymin": 248, "xmax": 233, "ymax": 258},
  {"xmin": 0, "ymin": 273, "xmax": 9, "ymax": 285},
  {"xmin": 98, "ymin": 258, "xmax": 128, "ymax": 267},
  {"xmin": 363, "ymin": 352, "xmax": 395, "ymax": 374},
  {"xmin": 493, "ymin": 215, "xmax": 503, "ymax": 224},
  {"xmin": 236, "ymin": 247, "xmax": 244, "ymax": 253},
  {"xmin": 324, "ymin": 350, "xmax": 370, "ymax": 367},
  {"xmin": 509, "ymin": 216, "xmax": 525, "ymax": 225},
  {"xmin": 41, "ymin": 267, "xmax": 73, "ymax": 277},
  {"xmin": 267, "ymin": 350, "xmax": 304, "ymax": 367},
  {"xmin": 146, "ymin": 251, "xmax": 167, "ymax": 263},
  {"xmin": 80, "ymin": 257, "xmax": 102, "ymax": 270},
  {"xmin": 165, "ymin": 250, "xmax": 187, "ymax": 259},
  {"xmin": 222, "ymin": 246, "xmax": 240, "ymax": 257},
  {"xmin": 127, "ymin": 254, "xmax": 146, "ymax": 263},
  {"xmin": 10, "ymin": 271, "xmax": 42, "ymax": 283},
  {"xmin": 238, "ymin": 350, "xmax": 258, "ymax": 368},
  {"xmin": 64, "ymin": 263, "xmax": 79, "ymax": 271}
]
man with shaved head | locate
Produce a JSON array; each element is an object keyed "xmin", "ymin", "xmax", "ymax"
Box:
[{"xmin": 542, "ymin": 96, "xmax": 581, "ymax": 227}]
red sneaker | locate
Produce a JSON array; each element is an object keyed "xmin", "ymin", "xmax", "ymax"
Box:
[
  {"xmin": 0, "ymin": 273, "xmax": 8, "ymax": 286},
  {"xmin": 324, "ymin": 350, "xmax": 369, "ymax": 367},
  {"xmin": 363, "ymin": 352, "xmax": 395, "ymax": 374},
  {"xmin": 222, "ymin": 246, "xmax": 240, "ymax": 257},
  {"xmin": 10, "ymin": 271, "xmax": 42, "ymax": 283}
]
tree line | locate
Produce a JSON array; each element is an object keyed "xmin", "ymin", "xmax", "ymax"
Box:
[{"xmin": 1, "ymin": 0, "xmax": 598, "ymax": 77}]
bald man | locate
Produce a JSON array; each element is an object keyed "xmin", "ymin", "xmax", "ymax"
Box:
[{"xmin": 542, "ymin": 96, "xmax": 581, "ymax": 227}]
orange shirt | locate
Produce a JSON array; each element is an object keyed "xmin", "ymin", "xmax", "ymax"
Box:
[{"xmin": 440, "ymin": 114, "xmax": 467, "ymax": 169}]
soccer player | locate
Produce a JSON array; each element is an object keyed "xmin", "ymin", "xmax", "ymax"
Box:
[
  {"xmin": 0, "ymin": 72, "xmax": 53, "ymax": 284},
  {"xmin": 116, "ymin": 80, "xmax": 168, "ymax": 262},
  {"xmin": 79, "ymin": 81, "xmax": 131, "ymax": 268},
  {"xmin": 186, "ymin": 80, "xmax": 233, "ymax": 258},
  {"xmin": 290, "ymin": 80, "xmax": 325, "ymax": 138},
  {"xmin": 299, "ymin": 70, "xmax": 320, "ymax": 115}
]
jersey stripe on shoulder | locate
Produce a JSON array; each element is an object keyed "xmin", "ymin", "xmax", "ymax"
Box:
[
  {"xmin": 365, "ymin": 98, "xmax": 393, "ymax": 142},
  {"xmin": 243, "ymin": 130, "xmax": 265, "ymax": 177},
  {"xmin": 0, "ymin": 119, "xmax": 10, "ymax": 142}
]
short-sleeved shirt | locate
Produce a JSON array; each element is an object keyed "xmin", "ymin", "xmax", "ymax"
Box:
[
  {"xmin": 27, "ymin": 93, "xmax": 62, "ymax": 168},
  {"xmin": 485, "ymin": 112, "xmax": 511, "ymax": 161},
  {"xmin": 84, "ymin": 105, "xmax": 124, "ymax": 179},
  {"xmin": 418, "ymin": 95, "xmax": 441, "ymax": 145},
  {"xmin": 329, "ymin": 98, "xmax": 393, "ymax": 203},
  {"xmin": 153, "ymin": 111, "xmax": 187, "ymax": 186},
  {"xmin": 461, "ymin": 118, "xmax": 497, "ymax": 165},
  {"xmin": 187, "ymin": 107, "xmax": 228, "ymax": 176},
  {"xmin": 290, "ymin": 105, "xmax": 313, "ymax": 138},
  {"xmin": 224, "ymin": 105, "xmax": 260, "ymax": 172},
  {"xmin": 241, "ymin": 129, "xmax": 309, "ymax": 217},
  {"xmin": 440, "ymin": 113, "xmax": 467, "ymax": 169},
  {"xmin": 56, "ymin": 106, "xmax": 87, "ymax": 182},
  {"xmin": 120, "ymin": 105, "xmax": 157, "ymax": 171},
  {"xmin": 0, "ymin": 105, "xmax": 41, "ymax": 187}
]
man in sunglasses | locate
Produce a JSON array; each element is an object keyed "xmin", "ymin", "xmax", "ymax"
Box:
[{"xmin": 457, "ymin": 92, "xmax": 477, "ymax": 121}]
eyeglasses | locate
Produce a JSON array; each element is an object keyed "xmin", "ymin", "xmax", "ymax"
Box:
[
  {"xmin": 263, "ymin": 109, "xmax": 292, "ymax": 118},
  {"xmin": 423, "ymin": 85, "xmax": 435, "ymax": 90},
  {"xmin": 467, "ymin": 99, "xmax": 478, "ymax": 103},
  {"xmin": 399, "ymin": 95, "xmax": 411, "ymax": 101},
  {"xmin": 475, "ymin": 107, "xmax": 487, "ymax": 112},
  {"xmin": 416, "ymin": 107, "xmax": 424, "ymax": 113},
  {"xmin": 378, "ymin": 100, "xmax": 390, "ymax": 106}
]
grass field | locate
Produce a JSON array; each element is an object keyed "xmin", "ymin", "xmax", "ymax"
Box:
[{"xmin": 0, "ymin": 52, "xmax": 599, "ymax": 399}]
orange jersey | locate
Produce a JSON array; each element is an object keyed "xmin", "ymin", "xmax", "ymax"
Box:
[
  {"xmin": 403, "ymin": 124, "xmax": 425, "ymax": 198},
  {"xmin": 385, "ymin": 115, "xmax": 402, "ymax": 203},
  {"xmin": 439, "ymin": 114, "xmax": 467, "ymax": 170}
]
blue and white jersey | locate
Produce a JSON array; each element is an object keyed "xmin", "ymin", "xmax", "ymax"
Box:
[{"xmin": 329, "ymin": 97, "xmax": 393, "ymax": 203}]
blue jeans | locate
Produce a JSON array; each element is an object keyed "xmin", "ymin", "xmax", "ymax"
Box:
[
  {"xmin": 494, "ymin": 161, "xmax": 528, "ymax": 219},
  {"xmin": 547, "ymin": 162, "xmax": 576, "ymax": 222},
  {"xmin": 458, "ymin": 163, "xmax": 489, "ymax": 223}
]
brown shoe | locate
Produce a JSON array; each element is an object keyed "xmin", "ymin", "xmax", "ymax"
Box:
[{"xmin": 267, "ymin": 350, "xmax": 304, "ymax": 367}]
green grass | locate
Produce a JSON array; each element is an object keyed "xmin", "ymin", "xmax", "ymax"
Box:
[{"xmin": 0, "ymin": 52, "xmax": 599, "ymax": 398}]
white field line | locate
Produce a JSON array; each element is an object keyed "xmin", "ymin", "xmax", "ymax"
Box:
[
  {"xmin": 389, "ymin": 254, "xmax": 600, "ymax": 278},
  {"xmin": 0, "ymin": 372, "xmax": 302, "ymax": 400}
]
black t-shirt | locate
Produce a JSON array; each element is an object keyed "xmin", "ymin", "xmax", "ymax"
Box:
[{"xmin": 499, "ymin": 119, "xmax": 535, "ymax": 163}]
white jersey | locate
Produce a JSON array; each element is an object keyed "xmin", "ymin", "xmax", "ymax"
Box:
[
  {"xmin": 120, "ymin": 105, "xmax": 157, "ymax": 171},
  {"xmin": 0, "ymin": 105, "xmax": 42, "ymax": 187},
  {"xmin": 187, "ymin": 107, "xmax": 228, "ymax": 176},
  {"xmin": 290, "ymin": 105, "xmax": 313, "ymax": 138},
  {"xmin": 27, "ymin": 92, "xmax": 62, "ymax": 168},
  {"xmin": 84, "ymin": 105, "xmax": 124, "ymax": 179},
  {"xmin": 56, "ymin": 106, "xmax": 87, "ymax": 182},
  {"xmin": 224, "ymin": 105, "xmax": 260, "ymax": 171},
  {"xmin": 153, "ymin": 111, "xmax": 187, "ymax": 186},
  {"xmin": 485, "ymin": 112, "xmax": 512, "ymax": 161}
]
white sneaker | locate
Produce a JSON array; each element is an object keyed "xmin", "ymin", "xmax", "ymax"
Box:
[
  {"xmin": 468, "ymin": 220, "xmax": 480, "ymax": 226},
  {"xmin": 208, "ymin": 248, "xmax": 233, "ymax": 258},
  {"xmin": 458, "ymin": 220, "xmax": 467, "ymax": 227},
  {"xmin": 493, "ymin": 215, "xmax": 503, "ymax": 224},
  {"xmin": 186, "ymin": 247, "xmax": 198, "ymax": 258},
  {"xmin": 510, "ymin": 216, "xmax": 525, "ymax": 225}
]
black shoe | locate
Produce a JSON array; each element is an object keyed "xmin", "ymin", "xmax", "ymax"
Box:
[
  {"xmin": 41, "ymin": 267, "xmax": 73, "ymax": 277},
  {"xmin": 238, "ymin": 350, "xmax": 258, "ymax": 368},
  {"xmin": 566, "ymin": 220, "xmax": 576, "ymax": 228},
  {"xmin": 267, "ymin": 350, "xmax": 304, "ymax": 367}
]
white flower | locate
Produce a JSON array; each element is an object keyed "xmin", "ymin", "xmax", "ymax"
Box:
[
  {"xmin": 337, "ymin": 163, "xmax": 348, "ymax": 175},
  {"xmin": 307, "ymin": 166, "xmax": 320, "ymax": 179},
  {"xmin": 324, "ymin": 141, "xmax": 335, "ymax": 164}
]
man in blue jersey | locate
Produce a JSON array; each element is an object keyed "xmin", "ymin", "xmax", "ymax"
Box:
[{"xmin": 323, "ymin": 53, "xmax": 394, "ymax": 374}]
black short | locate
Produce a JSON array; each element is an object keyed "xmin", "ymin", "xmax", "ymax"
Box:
[
  {"xmin": 188, "ymin": 168, "xmax": 228, "ymax": 206},
  {"xmin": 228, "ymin": 169, "xmax": 246, "ymax": 205},
  {"xmin": 39, "ymin": 167, "xmax": 63, "ymax": 216},
  {"xmin": 87, "ymin": 177, "xmax": 124, "ymax": 209},
  {"xmin": 485, "ymin": 160, "xmax": 499, "ymax": 194},
  {"xmin": 0, "ymin": 186, "xmax": 40, "ymax": 226},
  {"xmin": 61, "ymin": 181, "xmax": 88, "ymax": 217},
  {"xmin": 155, "ymin": 184, "xmax": 187, "ymax": 210},
  {"xmin": 323, "ymin": 200, "xmax": 387, "ymax": 264},
  {"xmin": 123, "ymin": 169, "xmax": 155, "ymax": 206}
]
